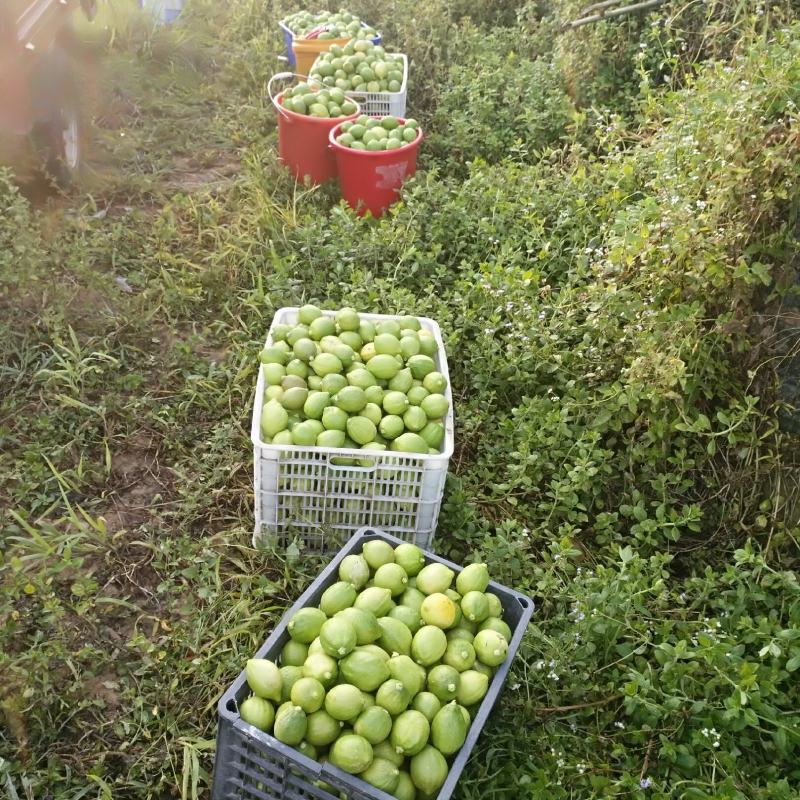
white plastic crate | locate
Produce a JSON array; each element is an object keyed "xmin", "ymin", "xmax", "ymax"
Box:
[
  {"xmin": 251, "ymin": 307, "xmax": 454, "ymax": 553},
  {"xmin": 310, "ymin": 53, "xmax": 408, "ymax": 118}
]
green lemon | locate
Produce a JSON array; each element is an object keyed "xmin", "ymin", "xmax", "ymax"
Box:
[
  {"xmin": 394, "ymin": 543, "xmax": 425, "ymax": 577},
  {"xmin": 355, "ymin": 586, "xmax": 394, "ymax": 617},
  {"xmin": 374, "ymin": 563, "xmax": 409, "ymax": 596},
  {"xmin": 382, "ymin": 391, "xmax": 409, "ymax": 416},
  {"xmin": 273, "ymin": 704, "xmax": 307, "ymax": 745},
  {"xmin": 410, "ymin": 746, "xmax": 447, "ymax": 795},
  {"xmin": 347, "ymin": 416, "xmax": 377, "ymax": 445},
  {"xmin": 347, "ymin": 367, "xmax": 377, "ymax": 389},
  {"xmin": 388, "ymin": 654, "xmax": 426, "ymax": 696},
  {"xmin": 336, "ymin": 607, "xmax": 381, "ymax": 645},
  {"xmin": 279, "ymin": 663, "xmax": 304, "ymax": 701},
  {"xmin": 306, "ymin": 710, "xmax": 344, "ymax": 747},
  {"xmin": 303, "ymin": 391, "xmax": 331, "ymax": 420},
  {"xmin": 359, "ymin": 320, "xmax": 376, "ymax": 341},
  {"xmin": 389, "ymin": 367, "xmax": 413, "ymax": 393},
  {"xmin": 373, "ymin": 739, "xmax": 404, "ymax": 767},
  {"xmin": 308, "ymin": 315, "xmax": 336, "ymax": 340},
  {"xmin": 336, "ymin": 385, "xmax": 367, "ymax": 413},
  {"xmin": 310, "ymin": 351, "xmax": 342, "ymax": 376},
  {"xmin": 290, "ymin": 677, "xmax": 325, "ymax": 713},
  {"xmin": 282, "ymin": 386, "xmax": 309, "ymax": 411},
  {"xmin": 262, "ymin": 362, "xmax": 286, "ymax": 386},
  {"xmin": 335, "ymin": 307, "xmax": 360, "ymax": 332},
  {"xmin": 388, "ymin": 607, "xmax": 421, "ymax": 635},
  {"xmin": 271, "ymin": 323, "xmax": 292, "ymax": 342},
  {"xmin": 377, "ymin": 616, "xmax": 413, "ymax": 656},
  {"xmin": 361, "ymin": 402, "xmax": 383, "ymax": 426},
  {"xmin": 431, "ymin": 701, "xmax": 468, "ymax": 755},
  {"xmin": 322, "ymin": 405, "xmax": 348, "ymax": 432},
  {"xmin": 364, "ymin": 385, "xmax": 384, "ymax": 405},
  {"xmin": 260, "ymin": 345, "xmax": 288, "ymax": 365},
  {"xmin": 390, "ymin": 433, "xmax": 429, "ymax": 454},
  {"xmin": 288, "ymin": 608, "xmax": 327, "ymax": 643},
  {"xmin": 420, "ymin": 421, "xmax": 445, "ymax": 449},
  {"xmin": 374, "ymin": 333, "xmax": 401, "ymax": 356},
  {"xmin": 410, "ymin": 691, "xmax": 441, "ymax": 723},
  {"xmin": 361, "ymin": 758, "xmax": 400, "ymax": 793},
  {"xmin": 302, "ymin": 652, "xmax": 338, "ymax": 688},
  {"xmin": 320, "ymin": 617, "xmax": 357, "ymax": 658},
  {"xmin": 280, "ymin": 639, "xmax": 308, "ymax": 667},
  {"xmin": 339, "ymin": 554, "xmax": 370, "ymax": 588},
  {"xmin": 320, "ymin": 581, "xmax": 357, "ymax": 616},
  {"xmin": 290, "ymin": 421, "xmax": 317, "ymax": 446},
  {"xmin": 456, "ymin": 669, "xmax": 489, "ymax": 706},
  {"xmin": 376, "ymin": 679, "xmax": 410, "ymax": 715},
  {"xmin": 473, "ymin": 629, "xmax": 508, "ymax": 667},
  {"xmin": 421, "ymin": 393, "xmax": 449, "ymax": 419},
  {"xmin": 367, "ymin": 353, "xmax": 402, "ymax": 380},
  {"xmin": 400, "ymin": 586, "xmax": 426, "ymax": 612},
  {"xmin": 403, "ymin": 406, "xmax": 428, "ymax": 432},
  {"xmin": 329, "ymin": 734, "xmax": 373, "ymax": 774},
  {"xmin": 427, "ymin": 664, "xmax": 460, "ymax": 702},
  {"xmin": 322, "ymin": 372, "xmax": 348, "ymax": 395},
  {"xmin": 486, "ymin": 593, "xmax": 503, "ymax": 618},
  {"xmin": 411, "ymin": 625, "xmax": 448, "ymax": 666},
  {"xmin": 362, "ymin": 540, "xmax": 395, "ymax": 569},
  {"xmin": 416, "ymin": 563, "xmax": 455, "ymax": 595},
  {"xmin": 339, "ymin": 330, "xmax": 363, "ymax": 351},
  {"xmin": 286, "ymin": 325, "xmax": 310, "ymax": 346},
  {"xmin": 379, "ymin": 414, "xmax": 405, "ymax": 440},
  {"xmin": 264, "ymin": 385, "xmax": 284, "ymax": 403},
  {"xmin": 325, "ymin": 684, "xmax": 364, "ymax": 722},
  {"xmin": 461, "ymin": 591, "xmax": 490, "ymax": 623},
  {"xmin": 340, "ymin": 647, "xmax": 390, "ymax": 692},
  {"xmin": 293, "ymin": 338, "xmax": 318, "ymax": 362},
  {"xmin": 443, "ymin": 639, "xmax": 476, "ymax": 672},
  {"xmin": 354, "ymin": 705, "xmax": 393, "ymax": 745},
  {"xmin": 261, "ymin": 399, "xmax": 289, "ymax": 438},
  {"xmin": 391, "ymin": 709, "xmax": 430, "ymax": 758},
  {"xmin": 317, "ymin": 429, "xmax": 345, "ymax": 447},
  {"xmin": 399, "ymin": 336, "xmax": 421, "ymax": 359},
  {"xmin": 423, "ymin": 371, "xmax": 447, "ymax": 394},
  {"xmin": 456, "ymin": 563, "xmax": 490, "ymax": 595},
  {"xmin": 246, "ymin": 659, "xmax": 282, "ymax": 702},
  {"xmin": 376, "ymin": 320, "xmax": 401, "ymax": 337},
  {"xmin": 447, "ymin": 627, "xmax": 475, "ymax": 645},
  {"xmin": 239, "ymin": 696, "xmax": 274, "ymax": 732}
]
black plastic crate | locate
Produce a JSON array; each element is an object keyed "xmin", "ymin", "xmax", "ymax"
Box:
[{"xmin": 211, "ymin": 527, "xmax": 534, "ymax": 800}]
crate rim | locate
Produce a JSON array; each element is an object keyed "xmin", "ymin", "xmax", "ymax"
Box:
[
  {"xmin": 217, "ymin": 526, "xmax": 534, "ymax": 800},
  {"xmin": 251, "ymin": 306, "xmax": 455, "ymax": 461}
]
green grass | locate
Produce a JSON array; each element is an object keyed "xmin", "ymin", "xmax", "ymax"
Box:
[{"xmin": 2, "ymin": 1, "xmax": 800, "ymax": 798}]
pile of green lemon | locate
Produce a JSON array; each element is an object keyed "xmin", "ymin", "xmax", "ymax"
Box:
[
  {"xmin": 259, "ymin": 306, "xmax": 447, "ymax": 457},
  {"xmin": 285, "ymin": 10, "xmax": 378, "ymax": 40},
  {"xmin": 310, "ymin": 39, "xmax": 404, "ymax": 94},
  {"xmin": 239, "ymin": 540, "xmax": 512, "ymax": 798},
  {"xmin": 281, "ymin": 84, "xmax": 359, "ymax": 119},
  {"xmin": 335, "ymin": 116, "xmax": 419, "ymax": 151}
]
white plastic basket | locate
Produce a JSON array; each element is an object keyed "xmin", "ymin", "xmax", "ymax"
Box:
[
  {"xmin": 310, "ymin": 53, "xmax": 408, "ymax": 118},
  {"xmin": 251, "ymin": 307, "xmax": 454, "ymax": 553}
]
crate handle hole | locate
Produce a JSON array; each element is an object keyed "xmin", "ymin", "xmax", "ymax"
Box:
[
  {"xmin": 517, "ymin": 596, "xmax": 531, "ymax": 609},
  {"xmin": 226, "ymin": 698, "xmax": 238, "ymax": 713}
]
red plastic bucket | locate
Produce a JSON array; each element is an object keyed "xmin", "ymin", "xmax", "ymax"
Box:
[
  {"xmin": 328, "ymin": 120, "xmax": 422, "ymax": 217},
  {"xmin": 274, "ymin": 91, "xmax": 360, "ymax": 185}
]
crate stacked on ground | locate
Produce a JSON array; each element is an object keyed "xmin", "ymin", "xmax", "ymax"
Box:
[
  {"xmin": 252, "ymin": 307, "xmax": 454, "ymax": 552},
  {"xmin": 308, "ymin": 40, "xmax": 407, "ymax": 118},
  {"xmin": 211, "ymin": 527, "xmax": 535, "ymax": 800}
]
